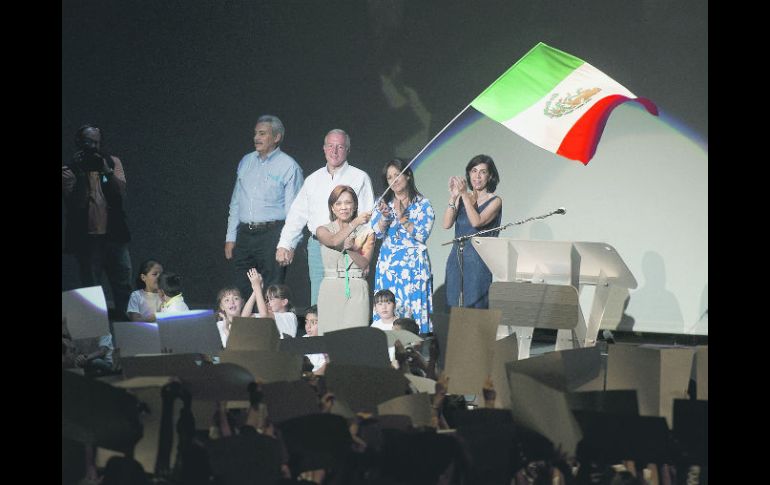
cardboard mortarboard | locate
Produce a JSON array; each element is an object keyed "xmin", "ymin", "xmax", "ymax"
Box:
[
  {"xmin": 278, "ymin": 334, "xmax": 328, "ymax": 355},
  {"xmin": 155, "ymin": 310, "xmax": 222, "ymax": 355},
  {"xmin": 505, "ymin": 370, "xmax": 583, "ymax": 457},
  {"xmin": 451, "ymin": 409, "xmax": 520, "ymax": 484},
  {"xmin": 566, "ymin": 390, "xmax": 639, "ymax": 416},
  {"xmin": 443, "ymin": 307, "xmax": 502, "ymax": 395},
  {"xmin": 373, "ymin": 414, "xmax": 414, "ymax": 431},
  {"xmin": 102, "ymin": 376, "xmax": 177, "ymax": 473},
  {"xmin": 378, "ymin": 429, "xmax": 459, "ymax": 483},
  {"xmin": 181, "ymin": 362, "xmax": 255, "ymax": 401},
  {"xmin": 206, "ymin": 428, "xmax": 284, "ymax": 485},
  {"xmin": 695, "ymin": 345, "xmax": 708, "ymax": 400},
  {"xmin": 504, "ymin": 346, "xmax": 603, "ymax": 392},
  {"xmin": 323, "ymin": 327, "xmax": 390, "ymax": 368},
  {"xmin": 430, "ymin": 313, "xmax": 450, "ymax": 371},
  {"xmin": 278, "ymin": 413, "xmax": 352, "ymax": 474},
  {"xmin": 605, "ymin": 344, "xmax": 695, "ymax": 426},
  {"xmin": 382, "ymin": 329, "xmax": 423, "ymax": 347},
  {"xmin": 452, "ymin": 408, "xmax": 515, "ymax": 428},
  {"xmin": 328, "ymin": 398, "xmax": 356, "ymax": 421},
  {"xmin": 672, "ymin": 399, "xmax": 708, "ymax": 465},
  {"xmin": 491, "ymin": 332, "xmax": 519, "ymax": 409},
  {"xmin": 62, "ymin": 370, "xmax": 143, "ymax": 453},
  {"xmin": 573, "ymin": 410, "xmax": 675, "ymax": 464},
  {"xmin": 120, "ymin": 353, "xmax": 255, "ymax": 401},
  {"xmin": 377, "ymin": 393, "xmax": 433, "ymax": 428},
  {"xmin": 112, "ymin": 321, "xmax": 161, "ymax": 356},
  {"xmin": 405, "ymin": 374, "xmax": 437, "ymax": 394},
  {"xmin": 357, "ymin": 415, "xmax": 413, "ymax": 453},
  {"xmin": 120, "ymin": 353, "xmax": 202, "ymax": 379},
  {"xmin": 324, "ymin": 363, "xmax": 411, "ymax": 413},
  {"xmin": 62, "ymin": 286, "xmax": 110, "ymax": 339},
  {"xmin": 513, "ymin": 425, "xmax": 557, "ymax": 463},
  {"xmin": 261, "ymin": 380, "xmax": 321, "ymax": 423},
  {"xmin": 219, "ymin": 349, "xmax": 303, "ymax": 383},
  {"xmin": 226, "ymin": 317, "xmax": 280, "ymax": 351}
]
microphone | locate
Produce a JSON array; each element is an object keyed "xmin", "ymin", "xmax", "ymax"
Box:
[{"xmin": 553, "ymin": 207, "xmax": 566, "ymax": 215}]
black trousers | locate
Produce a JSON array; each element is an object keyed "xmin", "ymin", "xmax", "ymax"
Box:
[
  {"xmin": 232, "ymin": 222, "xmax": 286, "ymax": 301},
  {"xmin": 74, "ymin": 235, "xmax": 133, "ymax": 320}
]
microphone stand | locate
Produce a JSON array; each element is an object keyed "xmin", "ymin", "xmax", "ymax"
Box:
[{"xmin": 442, "ymin": 208, "xmax": 566, "ymax": 307}]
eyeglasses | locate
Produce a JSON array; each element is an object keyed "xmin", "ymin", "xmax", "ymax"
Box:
[{"xmin": 324, "ymin": 143, "xmax": 347, "ymax": 152}]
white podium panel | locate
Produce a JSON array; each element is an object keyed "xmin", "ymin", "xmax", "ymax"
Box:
[{"xmin": 473, "ymin": 238, "xmax": 636, "ymax": 356}]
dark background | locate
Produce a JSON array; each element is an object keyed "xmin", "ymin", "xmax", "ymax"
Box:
[{"xmin": 62, "ymin": 0, "xmax": 707, "ymax": 310}]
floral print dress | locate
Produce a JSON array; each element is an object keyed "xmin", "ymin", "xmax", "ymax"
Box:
[{"xmin": 371, "ymin": 195, "xmax": 435, "ymax": 333}]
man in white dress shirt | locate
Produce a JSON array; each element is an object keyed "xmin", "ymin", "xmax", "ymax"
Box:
[{"xmin": 275, "ymin": 129, "xmax": 375, "ymax": 305}]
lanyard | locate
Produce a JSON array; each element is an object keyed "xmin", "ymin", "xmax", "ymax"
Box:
[{"xmin": 344, "ymin": 252, "xmax": 351, "ymax": 299}]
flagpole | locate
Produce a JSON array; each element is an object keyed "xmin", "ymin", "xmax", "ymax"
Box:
[{"xmin": 374, "ymin": 103, "xmax": 473, "ymax": 208}]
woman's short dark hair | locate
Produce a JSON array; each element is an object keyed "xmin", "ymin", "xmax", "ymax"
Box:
[
  {"xmin": 381, "ymin": 158, "xmax": 421, "ymax": 204},
  {"xmin": 465, "ymin": 154, "xmax": 500, "ymax": 192},
  {"xmin": 327, "ymin": 185, "xmax": 358, "ymax": 221}
]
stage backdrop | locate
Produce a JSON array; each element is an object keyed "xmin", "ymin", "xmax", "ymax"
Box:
[{"xmin": 62, "ymin": 0, "xmax": 707, "ymax": 335}]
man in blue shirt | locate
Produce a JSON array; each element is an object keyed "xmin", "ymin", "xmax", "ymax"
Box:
[{"xmin": 225, "ymin": 115, "xmax": 304, "ymax": 299}]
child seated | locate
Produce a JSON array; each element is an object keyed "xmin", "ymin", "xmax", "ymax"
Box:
[
  {"xmin": 158, "ymin": 272, "xmax": 190, "ymax": 312},
  {"xmin": 302, "ymin": 305, "xmax": 328, "ymax": 374},
  {"xmin": 62, "ymin": 317, "xmax": 115, "ymax": 377},
  {"xmin": 370, "ymin": 289, "xmax": 398, "ymax": 331},
  {"xmin": 214, "ymin": 286, "xmax": 244, "ymax": 348},
  {"xmin": 126, "ymin": 259, "xmax": 164, "ymax": 322},
  {"xmin": 242, "ymin": 268, "xmax": 298, "ymax": 338},
  {"xmin": 393, "ymin": 317, "xmax": 420, "ymax": 335}
]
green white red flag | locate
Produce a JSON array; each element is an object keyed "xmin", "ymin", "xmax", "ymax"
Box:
[{"xmin": 470, "ymin": 42, "xmax": 658, "ymax": 164}]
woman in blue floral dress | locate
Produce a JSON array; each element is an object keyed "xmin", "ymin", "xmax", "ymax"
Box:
[{"xmin": 371, "ymin": 159, "xmax": 435, "ymax": 333}]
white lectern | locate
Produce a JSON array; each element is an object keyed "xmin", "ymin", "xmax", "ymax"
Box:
[{"xmin": 473, "ymin": 239, "xmax": 636, "ymax": 358}]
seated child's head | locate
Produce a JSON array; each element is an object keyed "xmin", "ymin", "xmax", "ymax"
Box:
[
  {"xmin": 136, "ymin": 259, "xmax": 163, "ymax": 292},
  {"xmin": 304, "ymin": 305, "xmax": 318, "ymax": 336},
  {"xmin": 216, "ymin": 286, "xmax": 243, "ymax": 322},
  {"xmin": 374, "ymin": 289, "xmax": 397, "ymax": 321},
  {"xmin": 393, "ymin": 317, "xmax": 419, "ymax": 335},
  {"xmin": 158, "ymin": 272, "xmax": 183, "ymax": 299},
  {"xmin": 266, "ymin": 284, "xmax": 292, "ymax": 313}
]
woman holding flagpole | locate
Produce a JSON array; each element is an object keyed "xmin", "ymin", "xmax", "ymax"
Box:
[
  {"xmin": 443, "ymin": 154, "xmax": 503, "ymax": 309},
  {"xmin": 315, "ymin": 185, "xmax": 374, "ymax": 335},
  {"xmin": 372, "ymin": 158, "xmax": 435, "ymax": 334}
]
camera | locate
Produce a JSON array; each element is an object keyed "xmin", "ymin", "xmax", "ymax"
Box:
[
  {"xmin": 72, "ymin": 150, "xmax": 104, "ymax": 172},
  {"xmin": 405, "ymin": 346, "xmax": 415, "ymax": 362}
]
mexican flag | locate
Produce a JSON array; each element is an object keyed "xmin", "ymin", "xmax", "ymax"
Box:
[{"xmin": 471, "ymin": 42, "xmax": 658, "ymax": 164}]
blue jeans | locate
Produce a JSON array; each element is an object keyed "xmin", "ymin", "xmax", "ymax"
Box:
[
  {"xmin": 307, "ymin": 236, "xmax": 324, "ymax": 305},
  {"xmin": 75, "ymin": 236, "xmax": 133, "ymax": 320}
]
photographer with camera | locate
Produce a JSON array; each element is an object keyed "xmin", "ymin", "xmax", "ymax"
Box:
[{"xmin": 62, "ymin": 124, "xmax": 132, "ymax": 321}]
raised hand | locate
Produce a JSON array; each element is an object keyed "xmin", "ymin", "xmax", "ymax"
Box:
[
  {"xmin": 377, "ymin": 200, "xmax": 393, "ymax": 220},
  {"xmin": 393, "ymin": 197, "xmax": 405, "ymax": 219},
  {"xmin": 354, "ymin": 210, "xmax": 373, "ymax": 226},
  {"xmin": 246, "ymin": 268, "xmax": 263, "ymax": 288},
  {"xmin": 463, "ymin": 189, "xmax": 477, "ymax": 206},
  {"xmin": 449, "ymin": 176, "xmax": 464, "ymax": 198},
  {"xmin": 275, "ymin": 247, "xmax": 295, "ymax": 266}
]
